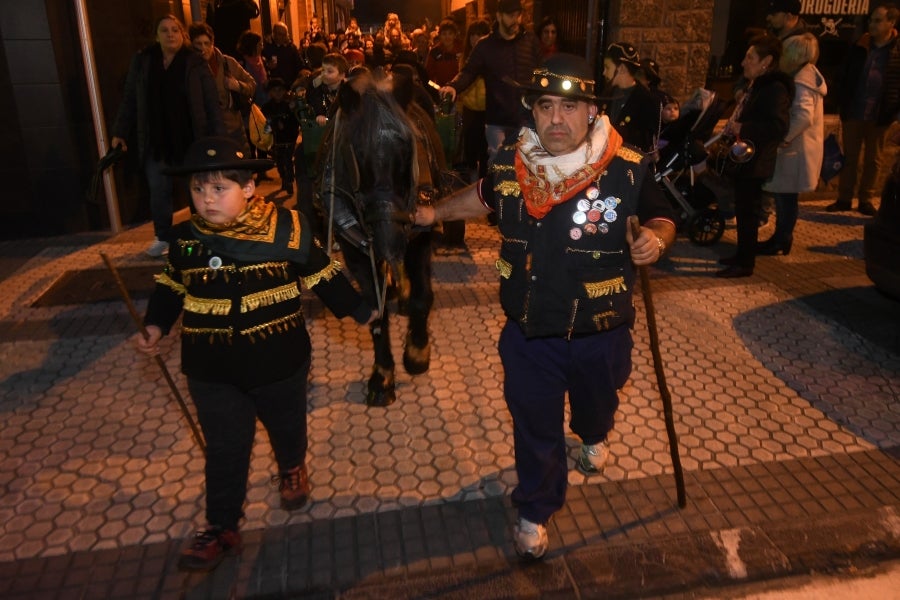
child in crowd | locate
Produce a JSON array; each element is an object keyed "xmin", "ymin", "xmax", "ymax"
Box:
[
  {"xmin": 262, "ymin": 77, "xmax": 300, "ymax": 195},
  {"xmin": 306, "ymin": 52, "xmax": 348, "ymax": 126},
  {"xmin": 661, "ymin": 93, "xmax": 680, "ymax": 126},
  {"xmin": 133, "ymin": 136, "xmax": 375, "ymax": 572}
]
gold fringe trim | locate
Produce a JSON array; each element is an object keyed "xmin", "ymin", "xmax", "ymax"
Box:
[
  {"xmin": 301, "ymin": 259, "xmax": 343, "ymax": 289},
  {"xmin": 592, "ymin": 310, "xmax": 618, "ymax": 331},
  {"xmin": 239, "ymin": 261, "xmax": 290, "ymax": 280},
  {"xmin": 181, "ymin": 265, "xmax": 236, "ymax": 285},
  {"xmin": 288, "ymin": 210, "xmax": 301, "ymax": 249},
  {"xmin": 240, "ymin": 282, "xmax": 300, "ymax": 313},
  {"xmin": 154, "ymin": 272, "xmax": 186, "ymax": 295},
  {"xmin": 184, "ymin": 294, "xmax": 232, "ymax": 316},
  {"xmin": 240, "ymin": 309, "xmax": 303, "ymax": 342},
  {"xmin": 583, "ymin": 276, "xmax": 627, "ymax": 298},
  {"xmin": 495, "ymin": 180, "xmax": 521, "ymax": 197},
  {"xmin": 616, "ymin": 146, "xmax": 643, "ymax": 164},
  {"xmin": 495, "ymin": 258, "xmax": 512, "ymax": 279},
  {"xmin": 182, "ymin": 326, "xmax": 233, "ymax": 344}
]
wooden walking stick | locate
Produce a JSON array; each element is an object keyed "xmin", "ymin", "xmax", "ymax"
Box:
[
  {"xmin": 100, "ymin": 252, "xmax": 207, "ymax": 455},
  {"xmin": 629, "ymin": 218, "xmax": 686, "ymax": 508}
]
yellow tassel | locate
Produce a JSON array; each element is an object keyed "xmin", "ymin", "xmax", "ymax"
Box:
[
  {"xmin": 240, "ymin": 282, "xmax": 300, "ymax": 313},
  {"xmin": 154, "ymin": 272, "xmax": 186, "ymax": 295},
  {"xmin": 184, "ymin": 295, "xmax": 232, "ymax": 315},
  {"xmin": 495, "ymin": 258, "xmax": 512, "ymax": 279},
  {"xmin": 302, "ymin": 260, "xmax": 343, "ymax": 289},
  {"xmin": 583, "ymin": 277, "xmax": 627, "ymax": 298}
]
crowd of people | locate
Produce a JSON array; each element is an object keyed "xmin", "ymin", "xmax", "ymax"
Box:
[{"xmin": 113, "ymin": 0, "xmax": 898, "ymax": 571}]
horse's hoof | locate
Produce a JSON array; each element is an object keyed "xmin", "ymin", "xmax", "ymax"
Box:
[
  {"xmin": 403, "ymin": 333, "xmax": 430, "ymax": 375},
  {"xmin": 366, "ymin": 388, "xmax": 396, "ymax": 407},
  {"xmin": 366, "ymin": 366, "xmax": 396, "ymax": 407}
]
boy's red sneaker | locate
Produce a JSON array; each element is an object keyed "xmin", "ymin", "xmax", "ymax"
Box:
[
  {"xmin": 279, "ymin": 465, "xmax": 311, "ymax": 510},
  {"xmin": 177, "ymin": 527, "xmax": 242, "ymax": 571}
]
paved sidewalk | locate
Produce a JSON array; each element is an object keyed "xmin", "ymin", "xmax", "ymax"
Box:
[{"xmin": 0, "ymin": 189, "xmax": 898, "ymax": 598}]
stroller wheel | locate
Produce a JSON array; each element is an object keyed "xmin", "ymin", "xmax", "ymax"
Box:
[{"xmin": 688, "ymin": 208, "xmax": 725, "ymax": 246}]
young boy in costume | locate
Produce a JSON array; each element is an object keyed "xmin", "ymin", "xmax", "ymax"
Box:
[{"xmin": 133, "ymin": 136, "xmax": 375, "ymax": 571}]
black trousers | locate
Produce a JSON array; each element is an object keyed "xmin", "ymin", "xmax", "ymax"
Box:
[
  {"xmin": 733, "ymin": 176, "xmax": 765, "ymax": 270},
  {"xmin": 188, "ymin": 361, "xmax": 310, "ymax": 531}
]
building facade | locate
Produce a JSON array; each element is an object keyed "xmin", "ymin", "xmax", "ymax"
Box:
[{"xmin": 0, "ymin": 0, "xmax": 876, "ymax": 238}]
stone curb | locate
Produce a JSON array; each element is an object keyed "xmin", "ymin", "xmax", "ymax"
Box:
[{"xmin": 338, "ymin": 504, "xmax": 900, "ymax": 599}]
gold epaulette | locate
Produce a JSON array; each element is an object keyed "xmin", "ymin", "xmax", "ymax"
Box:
[
  {"xmin": 240, "ymin": 282, "xmax": 300, "ymax": 313},
  {"xmin": 495, "ymin": 180, "xmax": 521, "ymax": 197},
  {"xmin": 301, "ymin": 259, "xmax": 343, "ymax": 289},
  {"xmin": 154, "ymin": 272, "xmax": 186, "ymax": 295},
  {"xmin": 616, "ymin": 146, "xmax": 643, "ymax": 164},
  {"xmin": 583, "ymin": 276, "xmax": 627, "ymax": 298}
]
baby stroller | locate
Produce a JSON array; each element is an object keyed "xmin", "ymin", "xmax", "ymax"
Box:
[{"xmin": 656, "ymin": 88, "xmax": 728, "ymax": 246}]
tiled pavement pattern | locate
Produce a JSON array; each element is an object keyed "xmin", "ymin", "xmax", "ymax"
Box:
[{"xmin": 0, "ymin": 189, "xmax": 898, "ymax": 598}]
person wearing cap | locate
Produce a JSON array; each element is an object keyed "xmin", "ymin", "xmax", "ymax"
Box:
[
  {"xmin": 828, "ymin": 3, "xmax": 900, "ymax": 216},
  {"xmin": 766, "ymin": 0, "xmax": 807, "ymax": 41},
  {"xmin": 416, "ymin": 53, "xmax": 676, "ymax": 559},
  {"xmin": 133, "ymin": 136, "xmax": 376, "ymax": 572},
  {"xmin": 600, "ymin": 42, "xmax": 663, "ymax": 154},
  {"xmin": 439, "ymin": 0, "xmax": 541, "ymax": 160}
]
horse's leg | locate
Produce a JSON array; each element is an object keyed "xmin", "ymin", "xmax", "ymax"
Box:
[
  {"xmin": 367, "ymin": 303, "xmax": 396, "ymax": 407},
  {"xmin": 402, "ymin": 230, "xmax": 434, "ymax": 375},
  {"xmin": 338, "ymin": 242, "xmax": 397, "ymax": 407}
]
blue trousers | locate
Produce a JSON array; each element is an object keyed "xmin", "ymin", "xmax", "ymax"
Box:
[
  {"xmin": 187, "ymin": 362, "xmax": 310, "ymax": 531},
  {"xmin": 499, "ymin": 320, "xmax": 633, "ymax": 524}
]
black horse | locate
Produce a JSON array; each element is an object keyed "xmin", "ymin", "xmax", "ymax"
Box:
[{"xmin": 314, "ymin": 69, "xmax": 445, "ymax": 407}]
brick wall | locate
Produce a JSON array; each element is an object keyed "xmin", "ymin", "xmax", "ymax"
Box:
[{"xmin": 610, "ymin": 0, "xmax": 715, "ymax": 101}]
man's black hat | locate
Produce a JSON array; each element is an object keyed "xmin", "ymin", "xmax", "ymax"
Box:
[
  {"xmin": 605, "ymin": 42, "xmax": 641, "ymax": 70},
  {"xmin": 163, "ymin": 137, "xmax": 273, "ymax": 175},
  {"xmin": 518, "ymin": 53, "xmax": 597, "ymax": 102}
]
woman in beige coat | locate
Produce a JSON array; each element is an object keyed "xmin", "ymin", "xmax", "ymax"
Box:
[{"xmin": 760, "ymin": 33, "xmax": 827, "ymax": 255}]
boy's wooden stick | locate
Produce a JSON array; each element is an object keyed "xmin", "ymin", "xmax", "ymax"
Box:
[{"xmin": 100, "ymin": 252, "xmax": 207, "ymax": 455}]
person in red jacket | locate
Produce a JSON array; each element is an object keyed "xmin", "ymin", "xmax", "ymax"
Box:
[{"xmin": 425, "ymin": 19, "xmax": 463, "ymax": 87}]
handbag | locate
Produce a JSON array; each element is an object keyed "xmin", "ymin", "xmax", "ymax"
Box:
[
  {"xmin": 820, "ymin": 132, "xmax": 844, "ymax": 183},
  {"xmin": 248, "ymin": 103, "xmax": 273, "ymax": 152}
]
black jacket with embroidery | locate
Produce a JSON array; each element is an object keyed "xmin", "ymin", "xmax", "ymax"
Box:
[
  {"xmin": 481, "ymin": 140, "xmax": 674, "ymax": 339},
  {"xmin": 144, "ymin": 201, "xmax": 370, "ymax": 389}
]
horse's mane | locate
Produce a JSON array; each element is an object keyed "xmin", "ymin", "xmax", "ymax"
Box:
[{"xmin": 332, "ymin": 76, "xmax": 417, "ymax": 200}]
